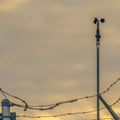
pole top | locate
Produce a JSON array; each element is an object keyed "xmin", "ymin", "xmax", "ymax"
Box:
[
  {"xmin": 1, "ymin": 99, "xmax": 10, "ymax": 106},
  {"xmin": 93, "ymin": 18, "xmax": 105, "ymax": 24}
]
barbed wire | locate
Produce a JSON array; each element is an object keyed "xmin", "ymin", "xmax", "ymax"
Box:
[
  {"xmin": 111, "ymin": 97, "xmax": 120, "ymax": 107},
  {"xmin": 0, "ymin": 88, "xmax": 28, "ymax": 111},
  {"xmin": 20, "ymin": 77, "xmax": 120, "ymax": 110},
  {"xmin": 16, "ymin": 96, "xmax": 120, "ymax": 119},
  {"xmin": 0, "ymin": 88, "xmax": 8, "ymax": 99},
  {"xmin": 16, "ymin": 109, "xmax": 101, "ymax": 118},
  {"xmin": 100, "ymin": 78, "xmax": 120, "ymax": 95},
  {"xmin": 17, "ymin": 115, "xmax": 114, "ymax": 120},
  {"xmin": 90, "ymin": 118, "xmax": 113, "ymax": 120},
  {"xmin": 0, "ymin": 78, "xmax": 120, "ymax": 111}
]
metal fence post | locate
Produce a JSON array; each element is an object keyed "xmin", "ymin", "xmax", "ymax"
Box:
[{"xmin": 1, "ymin": 99, "xmax": 11, "ymax": 120}]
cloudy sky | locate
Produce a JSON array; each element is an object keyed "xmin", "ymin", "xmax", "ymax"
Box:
[{"xmin": 0, "ymin": 0, "xmax": 120, "ymax": 120}]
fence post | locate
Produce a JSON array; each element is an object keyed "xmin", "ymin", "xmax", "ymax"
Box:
[{"xmin": 1, "ymin": 99, "xmax": 11, "ymax": 120}]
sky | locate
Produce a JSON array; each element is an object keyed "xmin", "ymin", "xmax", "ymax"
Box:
[{"xmin": 0, "ymin": 0, "xmax": 120, "ymax": 120}]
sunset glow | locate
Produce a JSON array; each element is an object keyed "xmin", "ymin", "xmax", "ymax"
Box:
[{"xmin": 0, "ymin": 0, "xmax": 120, "ymax": 120}]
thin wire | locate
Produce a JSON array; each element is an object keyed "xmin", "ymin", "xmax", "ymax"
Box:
[
  {"xmin": 111, "ymin": 97, "xmax": 120, "ymax": 107},
  {"xmin": 90, "ymin": 118, "xmax": 113, "ymax": 120},
  {"xmin": 0, "ymin": 79, "xmax": 120, "ymax": 119},
  {"xmin": 16, "ymin": 115, "xmax": 114, "ymax": 120},
  {"xmin": 16, "ymin": 99, "xmax": 120, "ymax": 119},
  {"xmin": 0, "ymin": 88, "xmax": 28, "ymax": 111},
  {"xmin": 16, "ymin": 109, "xmax": 98, "ymax": 118},
  {"xmin": 17, "ymin": 114, "xmax": 114, "ymax": 120},
  {"xmin": 16, "ymin": 96, "xmax": 120, "ymax": 118},
  {"xmin": 0, "ymin": 78, "xmax": 120, "ymax": 111},
  {"xmin": 101, "ymin": 78, "xmax": 120, "ymax": 95},
  {"xmin": 11, "ymin": 78, "xmax": 120, "ymax": 111},
  {"xmin": 0, "ymin": 88, "xmax": 8, "ymax": 99},
  {"xmin": 25, "ymin": 77, "xmax": 120, "ymax": 109},
  {"xmin": 15, "ymin": 107, "xmax": 105, "ymax": 118}
]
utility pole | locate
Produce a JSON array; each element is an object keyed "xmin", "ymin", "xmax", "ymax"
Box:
[
  {"xmin": 94, "ymin": 18, "xmax": 105, "ymax": 120},
  {"xmin": 1, "ymin": 99, "xmax": 16, "ymax": 120}
]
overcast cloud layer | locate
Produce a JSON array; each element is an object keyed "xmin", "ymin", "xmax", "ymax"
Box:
[{"xmin": 0, "ymin": 0, "xmax": 120, "ymax": 120}]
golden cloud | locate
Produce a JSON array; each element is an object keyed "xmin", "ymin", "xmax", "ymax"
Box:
[{"xmin": 0, "ymin": 0, "xmax": 28, "ymax": 11}]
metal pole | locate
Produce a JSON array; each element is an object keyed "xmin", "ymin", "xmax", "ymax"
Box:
[
  {"xmin": 94, "ymin": 18, "xmax": 105, "ymax": 120},
  {"xmin": 96, "ymin": 21, "xmax": 101, "ymax": 120},
  {"xmin": 1, "ymin": 99, "xmax": 11, "ymax": 120},
  {"xmin": 98, "ymin": 95, "xmax": 119, "ymax": 120}
]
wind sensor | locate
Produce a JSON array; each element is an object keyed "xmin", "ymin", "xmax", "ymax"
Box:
[
  {"xmin": 94, "ymin": 18, "xmax": 105, "ymax": 24},
  {"xmin": 94, "ymin": 18, "xmax": 119, "ymax": 120},
  {"xmin": 94, "ymin": 17, "xmax": 105, "ymax": 120}
]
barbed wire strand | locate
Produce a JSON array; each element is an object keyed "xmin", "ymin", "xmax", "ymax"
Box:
[
  {"xmin": 16, "ymin": 114, "xmax": 114, "ymax": 120},
  {"xmin": 16, "ymin": 109, "xmax": 99, "ymax": 118},
  {"xmin": 90, "ymin": 118, "xmax": 113, "ymax": 120},
  {"xmin": 11, "ymin": 78, "xmax": 120, "ymax": 110},
  {"xmin": 20, "ymin": 77, "xmax": 120, "ymax": 110},
  {"xmin": 16, "ymin": 96, "xmax": 120, "ymax": 119},
  {"xmin": 0, "ymin": 88, "xmax": 28, "ymax": 111},
  {"xmin": 0, "ymin": 88, "xmax": 8, "ymax": 99},
  {"xmin": 111, "ymin": 97, "xmax": 120, "ymax": 107},
  {"xmin": 0, "ymin": 78, "xmax": 120, "ymax": 111},
  {"xmin": 101, "ymin": 78, "xmax": 120, "ymax": 95},
  {"xmin": 15, "ymin": 107, "xmax": 107, "ymax": 119}
]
